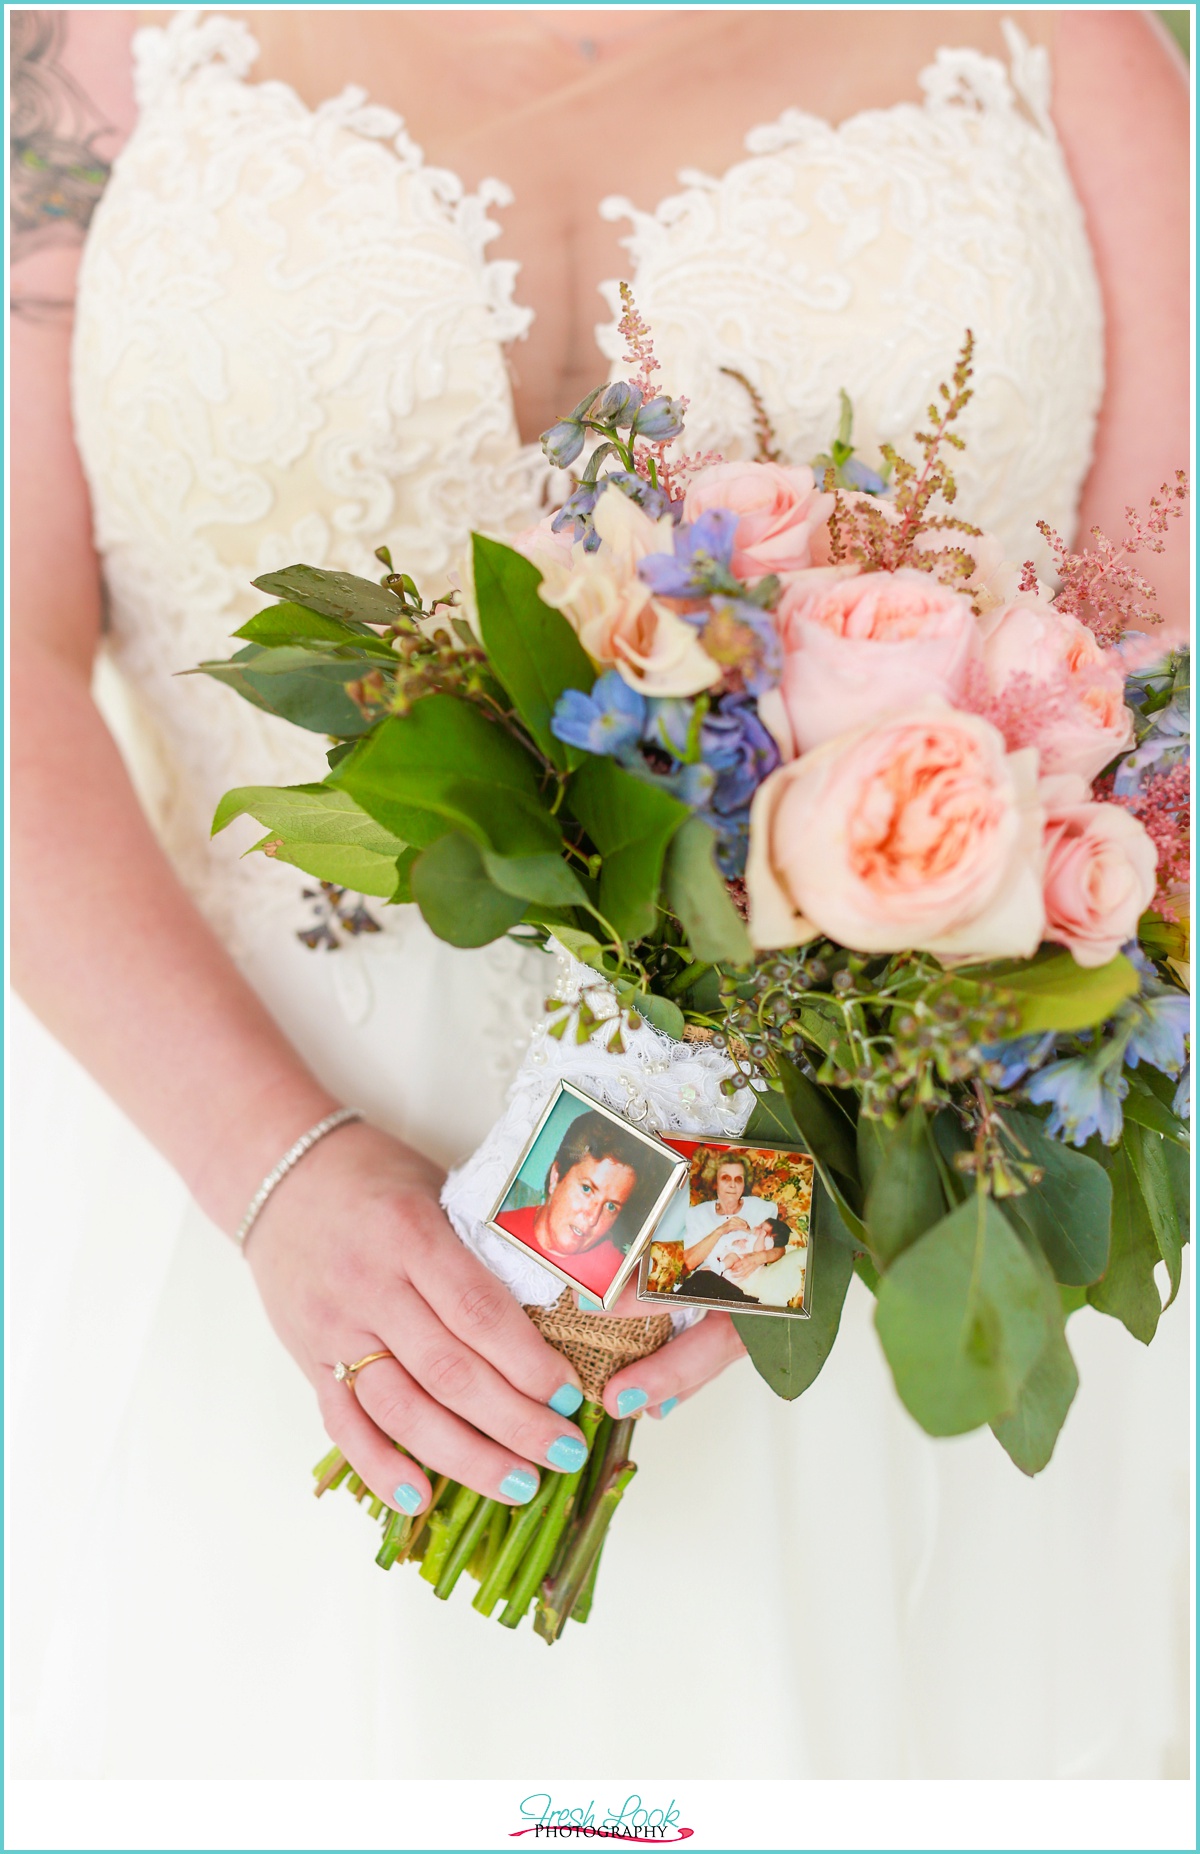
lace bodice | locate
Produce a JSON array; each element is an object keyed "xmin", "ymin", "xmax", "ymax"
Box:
[{"xmin": 72, "ymin": 10, "xmax": 1104, "ymax": 949}]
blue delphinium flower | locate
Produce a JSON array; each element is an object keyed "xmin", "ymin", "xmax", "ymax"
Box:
[
  {"xmin": 1124, "ymin": 990, "xmax": 1191, "ymax": 1075},
  {"xmin": 541, "ymin": 418, "xmax": 587, "ymax": 469},
  {"xmin": 604, "ymin": 470, "xmax": 678, "ymax": 524},
  {"xmin": 591, "ymin": 381, "xmax": 643, "ymax": 426},
  {"xmin": 551, "ymin": 673, "xmax": 646, "ymax": 757},
  {"xmin": 700, "ymin": 597, "xmax": 783, "ymax": 696},
  {"xmin": 550, "ymin": 482, "xmax": 602, "ymax": 548},
  {"xmin": 842, "ymin": 457, "xmax": 889, "ymax": 496},
  {"xmin": 1173, "ymin": 1066, "xmax": 1190, "ymax": 1119},
  {"xmin": 980, "ymin": 1031, "xmax": 1057, "ymax": 1091},
  {"xmin": 701, "ymin": 695, "xmax": 780, "ymax": 816},
  {"xmin": 1026, "ymin": 1055, "xmax": 1129, "ymax": 1147},
  {"xmin": 631, "ymin": 394, "xmax": 686, "ymax": 442},
  {"xmin": 639, "ymin": 509, "xmax": 741, "ymax": 599}
]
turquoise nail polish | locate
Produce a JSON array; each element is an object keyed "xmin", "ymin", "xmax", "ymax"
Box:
[
  {"xmin": 546, "ymin": 1435, "xmax": 588, "ymax": 1473},
  {"xmin": 578, "ymin": 1295, "xmax": 603, "ymax": 1312},
  {"xmin": 617, "ymin": 1387, "xmax": 648, "ymax": 1417},
  {"xmin": 500, "ymin": 1467, "xmax": 539, "ymax": 1505},
  {"xmin": 392, "ymin": 1481, "xmax": 422, "ymax": 1515},
  {"xmin": 659, "ymin": 1397, "xmax": 679, "ymax": 1418},
  {"xmin": 549, "ymin": 1382, "xmax": 584, "ymax": 1417}
]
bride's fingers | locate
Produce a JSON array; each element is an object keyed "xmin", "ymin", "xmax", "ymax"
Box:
[
  {"xmin": 342, "ymin": 1357, "xmax": 546, "ymax": 1507},
  {"xmin": 374, "ymin": 1287, "xmax": 590, "ymax": 1471},
  {"xmin": 317, "ymin": 1377, "xmax": 435, "ymax": 1515},
  {"xmin": 404, "ymin": 1203, "xmax": 584, "ymax": 1412},
  {"xmin": 602, "ymin": 1312, "xmax": 746, "ymax": 1420}
]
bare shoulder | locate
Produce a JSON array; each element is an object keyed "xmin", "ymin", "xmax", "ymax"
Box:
[{"xmin": 11, "ymin": 9, "xmax": 140, "ymax": 318}]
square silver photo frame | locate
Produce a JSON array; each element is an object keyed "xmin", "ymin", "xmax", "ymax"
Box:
[
  {"xmin": 486, "ymin": 1081, "xmax": 689, "ymax": 1311},
  {"xmin": 635, "ymin": 1136, "xmax": 817, "ymax": 1320}
]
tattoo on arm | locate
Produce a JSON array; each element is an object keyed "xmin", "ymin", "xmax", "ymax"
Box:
[{"xmin": 11, "ymin": 11, "xmax": 115, "ymax": 318}]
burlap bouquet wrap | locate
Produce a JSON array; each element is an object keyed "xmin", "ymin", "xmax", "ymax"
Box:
[{"xmin": 524, "ymin": 1290, "xmax": 674, "ymax": 1403}]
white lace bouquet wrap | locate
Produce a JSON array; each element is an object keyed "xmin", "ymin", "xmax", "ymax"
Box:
[{"xmin": 441, "ymin": 937, "xmax": 756, "ymax": 1329}]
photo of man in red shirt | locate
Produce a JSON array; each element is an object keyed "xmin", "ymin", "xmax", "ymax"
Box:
[{"xmin": 493, "ymin": 1108, "xmax": 654, "ymax": 1299}]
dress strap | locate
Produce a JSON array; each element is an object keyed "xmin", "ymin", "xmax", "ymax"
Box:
[
  {"xmin": 917, "ymin": 20, "xmax": 1054, "ymax": 138},
  {"xmin": 131, "ymin": 9, "xmax": 259, "ymax": 111}
]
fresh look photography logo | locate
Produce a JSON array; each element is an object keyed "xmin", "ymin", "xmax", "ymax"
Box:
[{"xmin": 512, "ymin": 1793, "xmax": 693, "ymax": 1843}]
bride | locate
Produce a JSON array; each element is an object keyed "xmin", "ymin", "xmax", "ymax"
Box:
[{"xmin": 11, "ymin": 6, "xmax": 1189, "ymax": 1782}]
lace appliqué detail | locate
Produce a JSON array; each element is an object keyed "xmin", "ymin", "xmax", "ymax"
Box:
[
  {"xmin": 441, "ymin": 938, "xmax": 755, "ymax": 1328},
  {"xmin": 595, "ymin": 30, "xmax": 1103, "ymax": 584},
  {"xmin": 74, "ymin": 10, "xmax": 549, "ymax": 954}
]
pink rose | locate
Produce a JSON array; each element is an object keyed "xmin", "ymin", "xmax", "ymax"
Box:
[
  {"xmin": 772, "ymin": 568, "xmax": 983, "ymax": 755},
  {"xmin": 978, "ymin": 602, "xmax": 1134, "ymax": 784},
  {"xmin": 682, "ymin": 460, "xmax": 834, "ymax": 580},
  {"xmin": 1041, "ymin": 775, "xmax": 1157, "ymax": 967},
  {"xmin": 746, "ymin": 701, "xmax": 1045, "ymax": 959}
]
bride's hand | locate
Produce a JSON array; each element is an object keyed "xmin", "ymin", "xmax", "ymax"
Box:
[
  {"xmin": 595, "ymin": 1282, "xmax": 747, "ymax": 1421},
  {"xmin": 245, "ymin": 1119, "xmax": 589, "ymax": 1517}
]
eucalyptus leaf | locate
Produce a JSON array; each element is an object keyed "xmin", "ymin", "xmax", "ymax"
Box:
[
  {"xmin": 252, "ymin": 564, "xmax": 407, "ymax": 627},
  {"xmin": 410, "ymin": 831, "xmax": 527, "ymax": 948},
  {"xmin": 472, "ymin": 535, "xmax": 596, "ymax": 770},
  {"xmin": 631, "ymin": 991, "xmax": 685, "ymax": 1041},
  {"xmin": 999, "ymin": 1109, "xmax": 1111, "ymax": 1286},
  {"xmin": 234, "ymin": 601, "xmax": 396, "ymax": 656},
  {"xmin": 862, "ymin": 1107, "xmax": 947, "ymax": 1268},
  {"xmin": 875, "ymin": 1194, "xmax": 1046, "ymax": 1436},
  {"xmin": 990, "ymin": 1243, "xmax": 1079, "ymax": 1477},
  {"xmin": 332, "ymin": 693, "xmax": 560, "ymax": 857},
  {"xmin": 196, "ymin": 646, "xmax": 375, "ymax": 737},
  {"xmin": 732, "ymin": 1180, "xmax": 854, "ymax": 1399},
  {"xmin": 743, "ymin": 1086, "xmax": 805, "ymax": 1148},
  {"xmin": 212, "ymin": 782, "xmax": 406, "ymax": 854},
  {"xmin": 1125, "ymin": 1122, "xmax": 1184, "ymax": 1307},
  {"xmin": 251, "ymin": 836, "xmax": 401, "ymax": 897},
  {"xmin": 970, "ymin": 949, "xmax": 1139, "ymax": 1034},
  {"xmin": 1086, "ymin": 1144, "xmax": 1162, "ymax": 1343},
  {"xmin": 568, "ymin": 758, "xmax": 688, "ymax": 944},
  {"xmin": 663, "ymin": 816, "xmax": 752, "ymax": 965},
  {"xmin": 776, "ymin": 1058, "xmax": 861, "ymax": 1205},
  {"xmin": 1123, "ymin": 1076, "xmax": 1190, "ymax": 1148},
  {"xmin": 481, "ymin": 850, "xmax": 588, "ymax": 909}
]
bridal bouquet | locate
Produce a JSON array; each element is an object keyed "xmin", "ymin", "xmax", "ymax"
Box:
[{"xmin": 201, "ymin": 292, "xmax": 1190, "ymax": 1640}]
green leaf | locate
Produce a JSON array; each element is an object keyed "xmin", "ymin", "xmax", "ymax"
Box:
[
  {"xmin": 990, "ymin": 1243, "xmax": 1079, "ymax": 1477},
  {"xmin": 663, "ymin": 816, "xmax": 753, "ymax": 965},
  {"xmin": 776, "ymin": 1058, "xmax": 861, "ymax": 1207},
  {"xmin": 551, "ymin": 926, "xmax": 615, "ymax": 979},
  {"xmin": 1125, "ymin": 1122, "xmax": 1184, "ymax": 1307},
  {"xmin": 1086, "ymin": 1145, "xmax": 1162, "ymax": 1343},
  {"xmin": 999, "ymin": 1110, "xmax": 1111, "ymax": 1286},
  {"xmin": 1162, "ymin": 1138, "xmax": 1190, "ymax": 1234},
  {"xmin": 332, "ymin": 694, "xmax": 560, "ymax": 856},
  {"xmin": 409, "ymin": 831, "xmax": 527, "ymax": 948},
  {"xmin": 196, "ymin": 645, "xmax": 378, "ymax": 737},
  {"xmin": 743, "ymin": 1085, "xmax": 805, "ymax": 1148},
  {"xmin": 234, "ymin": 601, "xmax": 396, "ymax": 656},
  {"xmin": 251, "ymin": 835, "xmax": 401, "ymax": 897},
  {"xmin": 875, "ymin": 1194, "xmax": 1046, "ymax": 1436},
  {"xmin": 862, "ymin": 1107, "xmax": 947, "ymax": 1268},
  {"xmin": 1122, "ymin": 1075, "xmax": 1190, "ymax": 1148},
  {"xmin": 481, "ymin": 850, "xmax": 588, "ymax": 910},
  {"xmin": 568, "ymin": 758, "xmax": 688, "ymax": 944},
  {"xmin": 251, "ymin": 564, "xmax": 406, "ymax": 627},
  {"xmin": 632, "ymin": 992, "xmax": 685, "ymax": 1040},
  {"xmin": 472, "ymin": 535, "xmax": 596, "ymax": 770},
  {"xmin": 212, "ymin": 782, "xmax": 406, "ymax": 854},
  {"xmin": 732, "ymin": 1179, "xmax": 854, "ymax": 1400},
  {"xmin": 970, "ymin": 950, "xmax": 1139, "ymax": 1034}
]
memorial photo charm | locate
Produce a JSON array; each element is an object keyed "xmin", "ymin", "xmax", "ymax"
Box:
[
  {"xmin": 486, "ymin": 1082, "xmax": 688, "ymax": 1311},
  {"xmin": 637, "ymin": 1140, "xmax": 816, "ymax": 1318}
]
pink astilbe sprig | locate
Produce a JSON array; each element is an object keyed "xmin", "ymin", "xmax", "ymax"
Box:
[
  {"xmin": 1095, "ymin": 762, "xmax": 1191, "ymax": 919},
  {"xmin": 960, "ymin": 660, "xmax": 1075, "ymax": 753},
  {"xmin": 617, "ymin": 282, "xmax": 724, "ymax": 500},
  {"xmin": 1026, "ymin": 472, "xmax": 1189, "ymax": 648}
]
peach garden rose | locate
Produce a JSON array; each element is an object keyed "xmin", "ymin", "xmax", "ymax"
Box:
[
  {"xmin": 745, "ymin": 701, "xmax": 1046, "ymax": 959},
  {"xmin": 1040, "ymin": 775, "xmax": 1158, "ymax": 967},
  {"xmin": 771, "ymin": 567, "xmax": 983, "ymax": 755},
  {"xmin": 978, "ymin": 600, "xmax": 1134, "ymax": 784},
  {"xmin": 682, "ymin": 459, "xmax": 835, "ymax": 581}
]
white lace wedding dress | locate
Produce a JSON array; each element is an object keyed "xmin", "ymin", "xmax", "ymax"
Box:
[{"xmin": 11, "ymin": 11, "xmax": 1188, "ymax": 1779}]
